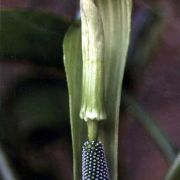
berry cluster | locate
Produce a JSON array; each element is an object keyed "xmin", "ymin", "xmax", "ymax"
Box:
[{"xmin": 82, "ymin": 141, "xmax": 110, "ymax": 180}]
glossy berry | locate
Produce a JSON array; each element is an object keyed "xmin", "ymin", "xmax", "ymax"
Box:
[{"xmin": 82, "ymin": 141, "xmax": 110, "ymax": 180}]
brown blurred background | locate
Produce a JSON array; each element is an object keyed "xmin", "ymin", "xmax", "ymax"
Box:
[{"xmin": 0, "ymin": 0, "xmax": 180, "ymax": 180}]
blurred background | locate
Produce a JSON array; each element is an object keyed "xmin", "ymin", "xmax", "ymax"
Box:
[{"xmin": 0, "ymin": 0, "xmax": 179, "ymax": 180}]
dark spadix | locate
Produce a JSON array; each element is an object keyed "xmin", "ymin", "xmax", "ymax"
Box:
[{"xmin": 82, "ymin": 141, "xmax": 110, "ymax": 180}]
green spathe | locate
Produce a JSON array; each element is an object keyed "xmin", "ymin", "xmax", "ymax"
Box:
[
  {"xmin": 80, "ymin": 0, "xmax": 106, "ymax": 122},
  {"xmin": 63, "ymin": 0, "xmax": 132, "ymax": 179}
]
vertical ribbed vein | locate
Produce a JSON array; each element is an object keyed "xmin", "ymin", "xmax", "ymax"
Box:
[
  {"xmin": 94, "ymin": 0, "xmax": 132, "ymax": 179},
  {"xmin": 80, "ymin": 0, "xmax": 106, "ymax": 122}
]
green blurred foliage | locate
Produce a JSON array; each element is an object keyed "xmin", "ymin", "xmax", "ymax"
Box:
[
  {"xmin": 0, "ymin": 77, "xmax": 70, "ymax": 148},
  {"xmin": 0, "ymin": 10, "xmax": 70, "ymax": 66}
]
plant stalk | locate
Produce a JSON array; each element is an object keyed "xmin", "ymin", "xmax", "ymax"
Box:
[
  {"xmin": 87, "ymin": 121, "xmax": 99, "ymax": 141},
  {"xmin": 0, "ymin": 145, "xmax": 18, "ymax": 180},
  {"xmin": 122, "ymin": 93, "xmax": 176, "ymax": 164}
]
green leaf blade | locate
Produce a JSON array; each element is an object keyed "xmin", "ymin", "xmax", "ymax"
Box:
[
  {"xmin": 165, "ymin": 153, "xmax": 180, "ymax": 180},
  {"xmin": 63, "ymin": 22, "xmax": 84, "ymax": 180},
  {"xmin": 0, "ymin": 10, "xmax": 69, "ymax": 66},
  {"xmin": 96, "ymin": 0, "xmax": 132, "ymax": 179}
]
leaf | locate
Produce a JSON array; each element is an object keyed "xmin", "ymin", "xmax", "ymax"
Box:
[
  {"xmin": 122, "ymin": 93, "xmax": 176, "ymax": 164},
  {"xmin": 165, "ymin": 153, "xmax": 180, "ymax": 180},
  {"xmin": 63, "ymin": 0, "xmax": 132, "ymax": 179},
  {"xmin": 0, "ymin": 10, "xmax": 69, "ymax": 66},
  {"xmin": 63, "ymin": 22, "xmax": 84, "ymax": 179}
]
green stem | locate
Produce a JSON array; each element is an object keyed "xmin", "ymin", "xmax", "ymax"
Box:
[
  {"xmin": 122, "ymin": 93, "xmax": 176, "ymax": 164},
  {"xmin": 87, "ymin": 121, "xmax": 99, "ymax": 142}
]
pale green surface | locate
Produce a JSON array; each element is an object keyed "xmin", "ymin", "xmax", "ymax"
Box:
[
  {"xmin": 63, "ymin": 22, "xmax": 85, "ymax": 180},
  {"xmin": 80, "ymin": 0, "xmax": 106, "ymax": 122},
  {"xmin": 63, "ymin": 0, "xmax": 132, "ymax": 179}
]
